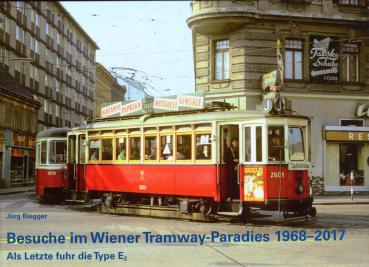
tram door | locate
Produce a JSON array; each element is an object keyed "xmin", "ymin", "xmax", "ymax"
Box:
[
  {"xmin": 67, "ymin": 133, "xmax": 86, "ymax": 196},
  {"xmin": 67, "ymin": 135, "xmax": 77, "ymax": 192},
  {"xmin": 219, "ymin": 124, "xmax": 240, "ymax": 201}
]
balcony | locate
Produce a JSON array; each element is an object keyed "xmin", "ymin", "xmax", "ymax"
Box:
[
  {"xmin": 187, "ymin": 0, "xmax": 369, "ymax": 36},
  {"xmin": 187, "ymin": 0, "xmax": 254, "ymax": 36}
]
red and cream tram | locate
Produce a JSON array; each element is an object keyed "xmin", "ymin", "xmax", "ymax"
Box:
[
  {"xmin": 65, "ymin": 106, "xmax": 316, "ymax": 220},
  {"xmin": 35, "ymin": 128, "xmax": 69, "ymax": 201}
]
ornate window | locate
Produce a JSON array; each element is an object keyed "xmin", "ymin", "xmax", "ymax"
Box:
[{"xmin": 214, "ymin": 40, "xmax": 229, "ymax": 80}]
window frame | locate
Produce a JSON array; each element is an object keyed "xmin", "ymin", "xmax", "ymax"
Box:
[
  {"xmin": 115, "ymin": 136, "xmax": 128, "ymax": 163},
  {"xmin": 100, "ymin": 136, "xmax": 114, "ymax": 163},
  {"xmin": 213, "ymin": 39, "xmax": 230, "ymax": 81},
  {"xmin": 242, "ymin": 125, "xmax": 263, "ymax": 164},
  {"xmin": 128, "ymin": 135, "xmax": 141, "ymax": 163},
  {"xmin": 341, "ymin": 42, "xmax": 360, "ymax": 83},
  {"xmin": 194, "ymin": 131, "xmax": 212, "ymax": 163},
  {"xmin": 144, "ymin": 134, "xmax": 158, "ymax": 163},
  {"xmin": 287, "ymin": 127, "xmax": 305, "ymax": 162},
  {"xmin": 267, "ymin": 125, "xmax": 285, "ymax": 163},
  {"xmin": 159, "ymin": 133, "xmax": 174, "ymax": 163},
  {"xmin": 284, "ymin": 39, "xmax": 304, "ymax": 81},
  {"xmin": 175, "ymin": 132, "xmax": 193, "ymax": 163},
  {"xmin": 88, "ymin": 137, "xmax": 100, "ymax": 163}
]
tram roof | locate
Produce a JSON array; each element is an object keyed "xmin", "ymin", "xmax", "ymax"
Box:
[
  {"xmin": 72, "ymin": 109, "xmax": 309, "ymax": 132},
  {"xmin": 36, "ymin": 127, "xmax": 70, "ymax": 139}
]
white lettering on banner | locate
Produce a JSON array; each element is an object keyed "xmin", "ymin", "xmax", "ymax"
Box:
[
  {"xmin": 177, "ymin": 95, "xmax": 204, "ymax": 109},
  {"xmin": 153, "ymin": 98, "xmax": 178, "ymax": 111},
  {"xmin": 349, "ymin": 133, "xmax": 354, "ymax": 140},
  {"xmin": 120, "ymin": 100, "xmax": 142, "ymax": 116},
  {"xmin": 101, "ymin": 103, "xmax": 121, "ymax": 118}
]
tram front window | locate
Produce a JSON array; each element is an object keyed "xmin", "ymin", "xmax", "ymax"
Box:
[
  {"xmin": 48, "ymin": 141, "xmax": 67, "ymax": 164},
  {"xmin": 288, "ymin": 128, "xmax": 305, "ymax": 161},
  {"xmin": 41, "ymin": 141, "xmax": 47, "ymax": 164},
  {"xmin": 268, "ymin": 126, "xmax": 285, "ymax": 161}
]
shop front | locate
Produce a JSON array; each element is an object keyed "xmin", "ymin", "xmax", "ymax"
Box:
[
  {"xmin": 1, "ymin": 130, "xmax": 36, "ymax": 188},
  {"xmin": 324, "ymin": 126, "xmax": 369, "ymax": 193}
]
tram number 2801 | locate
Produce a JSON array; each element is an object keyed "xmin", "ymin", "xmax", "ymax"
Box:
[{"xmin": 270, "ymin": 172, "xmax": 285, "ymax": 179}]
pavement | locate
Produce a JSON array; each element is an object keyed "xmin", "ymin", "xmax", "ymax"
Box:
[
  {"xmin": 0, "ymin": 185, "xmax": 35, "ymax": 195},
  {"xmin": 0, "ymin": 185, "xmax": 369, "ymax": 205}
]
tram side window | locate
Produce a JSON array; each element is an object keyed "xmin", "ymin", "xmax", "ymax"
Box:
[
  {"xmin": 268, "ymin": 126, "xmax": 285, "ymax": 161},
  {"xmin": 116, "ymin": 137, "xmax": 127, "ymax": 161},
  {"xmin": 244, "ymin": 126, "xmax": 262, "ymax": 162},
  {"xmin": 48, "ymin": 141, "xmax": 67, "ymax": 164},
  {"xmin": 160, "ymin": 135, "xmax": 173, "ymax": 160},
  {"xmin": 68, "ymin": 136, "xmax": 76, "ymax": 164},
  {"xmin": 288, "ymin": 128, "xmax": 305, "ymax": 161},
  {"xmin": 101, "ymin": 138, "xmax": 113, "ymax": 161},
  {"xmin": 195, "ymin": 133, "xmax": 211, "ymax": 160},
  {"xmin": 244, "ymin": 127, "xmax": 251, "ymax": 162},
  {"xmin": 176, "ymin": 134, "xmax": 192, "ymax": 160},
  {"xmin": 41, "ymin": 141, "xmax": 47, "ymax": 164},
  {"xmin": 129, "ymin": 137, "xmax": 141, "ymax": 160},
  {"xmin": 256, "ymin": 126, "xmax": 262, "ymax": 162},
  {"xmin": 36, "ymin": 143, "xmax": 41, "ymax": 165},
  {"xmin": 79, "ymin": 136, "xmax": 86, "ymax": 164},
  {"xmin": 89, "ymin": 139, "xmax": 100, "ymax": 161},
  {"xmin": 145, "ymin": 136, "xmax": 157, "ymax": 160}
]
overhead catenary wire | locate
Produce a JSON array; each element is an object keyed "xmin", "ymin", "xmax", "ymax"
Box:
[{"xmin": 4, "ymin": 3, "xmax": 186, "ymax": 24}]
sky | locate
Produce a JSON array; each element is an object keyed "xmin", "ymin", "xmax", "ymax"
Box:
[{"xmin": 61, "ymin": 1, "xmax": 195, "ymax": 98}]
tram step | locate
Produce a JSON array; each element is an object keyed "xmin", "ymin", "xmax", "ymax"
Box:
[
  {"xmin": 216, "ymin": 211, "xmax": 240, "ymax": 217},
  {"xmin": 65, "ymin": 190, "xmax": 77, "ymax": 201},
  {"xmin": 218, "ymin": 200, "xmax": 240, "ymax": 213},
  {"xmin": 76, "ymin": 191, "xmax": 88, "ymax": 202}
]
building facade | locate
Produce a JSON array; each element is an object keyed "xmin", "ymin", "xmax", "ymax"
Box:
[
  {"xmin": 187, "ymin": 0, "xmax": 369, "ymax": 195},
  {"xmin": 94, "ymin": 62, "xmax": 126, "ymax": 118},
  {"xmin": 0, "ymin": 1, "xmax": 98, "ymax": 131},
  {"xmin": 0, "ymin": 65, "xmax": 40, "ymax": 187}
]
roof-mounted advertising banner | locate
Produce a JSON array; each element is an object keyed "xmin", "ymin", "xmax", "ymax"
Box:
[
  {"xmin": 100, "ymin": 93, "xmax": 205, "ymax": 118},
  {"xmin": 309, "ymin": 36, "xmax": 339, "ymax": 83}
]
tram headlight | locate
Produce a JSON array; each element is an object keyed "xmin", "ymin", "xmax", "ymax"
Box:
[{"xmin": 296, "ymin": 183, "xmax": 304, "ymax": 195}]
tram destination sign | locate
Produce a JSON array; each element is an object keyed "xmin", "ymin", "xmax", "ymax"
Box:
[{"xmin": 101, "ymin": 93, "xmax": 205, "ymax": 118}]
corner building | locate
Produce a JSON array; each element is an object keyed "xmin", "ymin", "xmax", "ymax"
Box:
[{"xmin": 187, "ymin": 0, "xmax": 369, "ymax": 195}]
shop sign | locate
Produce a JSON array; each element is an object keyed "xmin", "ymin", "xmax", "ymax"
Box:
[
  {"xmin": 309, "ymin": 36, "xmax": 339, "ymax": 82},
  {"xmin": 12, "ymin": 133, "xmax": 36, "ymax": 148},
  {"xmin": 356, "ymin": 104, "xmax": 369, "ymax": 118},
  {"xmin": 325, "ymin": 131, "xmax": 369, "ymax": 142},
  {"xmin": 262, "ymin": 70, "xmax": 278, "ymax": 91}
]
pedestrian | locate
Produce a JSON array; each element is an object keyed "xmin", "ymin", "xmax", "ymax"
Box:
[{"xmin": 224, "ymin": 137, "xmax": 239, "ymax": 199}]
